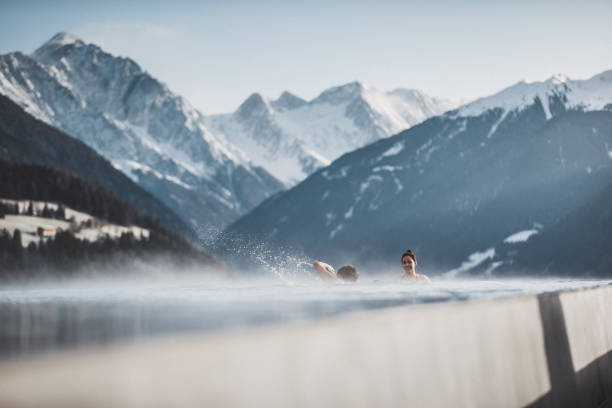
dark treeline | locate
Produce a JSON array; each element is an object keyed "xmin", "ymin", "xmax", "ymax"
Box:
[
  {"xmin": 0, "ymin": 200, "xmax": 66, "ymax": 220},
  {"xmin": 1, "ymin": 160, "xmax": 159, "ymax": 230},
  {"xmin": 0, "ymin": 229, "xmax": 212, "ymax": 279},
  {"xmin": 0, "ymin": 160, "xmax": 216, "ymax": 279},
  {"xmin": 0, "ymin": 160, "xmax": 205, "ymax": 253}
]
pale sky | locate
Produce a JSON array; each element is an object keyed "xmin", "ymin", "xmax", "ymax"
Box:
[{"xmin": 2, "ymin": 0, "xmax": 611, "ymax": 113}]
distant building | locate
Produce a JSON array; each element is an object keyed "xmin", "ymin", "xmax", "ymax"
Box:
[{"xmin": 37, "ymin": 227, "xmax": 60, "ymax": 237}]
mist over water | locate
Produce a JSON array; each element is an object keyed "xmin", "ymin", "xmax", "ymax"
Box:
[
  {"xmin": 1, "ymin": 258, "xmax": 610, "ymax": 360},
  {"xmin": 1, "ymin": 227, "xmax": 610, "ymax": 360}
]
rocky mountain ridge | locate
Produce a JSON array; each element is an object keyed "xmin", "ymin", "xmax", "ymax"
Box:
[
  {"xmin": 206, "ymin": 81, "xmax": 459, "ymax": 185},
  {"xmin": 0, "ymin": 32, "xmax": 283, "ymax": 233}
]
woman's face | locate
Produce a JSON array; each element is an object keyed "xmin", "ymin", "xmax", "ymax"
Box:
[{"xmin": 402, "ymin": 256, "xmax": 416, "ymax": 273}]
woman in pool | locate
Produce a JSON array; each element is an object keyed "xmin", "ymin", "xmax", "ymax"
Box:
[
  {"xmin": 399, "ymin": 249, "xmax": 431, "ymax": 282},
  {"xmin": 313, "ymin": 261, "xmax": 359, "ymax": 283}
]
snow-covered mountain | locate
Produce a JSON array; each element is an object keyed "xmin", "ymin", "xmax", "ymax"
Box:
[
  {"xmin": 0, "ymin": 32, "xmax": 283, "ymax": 232},
  {"xmin": 0, "ymin": 32, "xmax": 458, "ymax": 230},
  {"xmin": 224, "ymin": 70, "xmax": 612, "ymax": 275},
  {"xmin": 0, "ymin": 92, "xmax": 195, "ymax": 240},
  {"xmin": 206, "ymin": 82, "xmax": 458, "ymax": 185},
  {"xmin": 456, "ymin": 72, "xmax": 612, "ymax": 119}
]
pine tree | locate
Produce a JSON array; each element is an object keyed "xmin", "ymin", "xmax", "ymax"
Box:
[
  {"xmin": 56, "ymin": 205, "xmax": 66, "ymax": 220},
  {"xmin": 42, "ymin": 204, "xmax": 52, "ymax": 218},
  {"xmin": 11, "ymin": 229, "xmax": 24, "ymax": 263}
]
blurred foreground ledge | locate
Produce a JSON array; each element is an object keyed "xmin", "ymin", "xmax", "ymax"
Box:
[{"xmin": 0, "ymin": 285, "xmax": 611, "ymax": 408}]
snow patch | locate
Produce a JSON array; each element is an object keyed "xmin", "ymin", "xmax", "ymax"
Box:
[
  {"xmin": 484, "ymin": 261, "xmax": 504, "ymax": 277},
  {"xmin": 370, "ymin": 166, "xmax": 403, "ymax": 193},
  {"xmin": 325, "ymin": 212, "xmax": 335, "ymax": 226},
  {"xmin": 503, "ymin": 229, "xmax": 539, "ymax": 244},
  {"xmin": 0, "ymin": 199, "xmax": 150, "ymax": 246},
  {"xmin": 447, "ymin": 119, "xmax": 467, "ymax": 141},
  {"xmin": 487, "ymin": 110, "xmax": 509, "ymax": 138},
  {"xmin": 126, "ymin": 160, "xmax": 163, "ymax": 179},
  {"xmin": 392, "ymin": 176, "xmax": 404, "ymax": 193},
  {"xmin": 321, "ymin": 165, "xmax": 351, "ymax": 181},
  {"xmin": 381, "ymin": 142, "xmax": 404, "ymax": 157},
  {"xmin": 372, "ymin": 165, "xmax": 402, "ymax": 173},
  {"xmin": 423, "ymin": 145, "xmax": 440, "ymax": 162},
  {"xmin": 0, "ymin": 215, "xmax": 70, "ymax": 247},
  {"xmin": 329, "ymin": 224, "xmax": 343, "ymax": 239},
  {"xmin": 416, "ymin": 139, "xmax": 433, "ymax": 156},
  {"xmin": 359, "ymin": 175, "xmax": 383, "ymax": 193},
  {"xmin": 445, "ymin": 248, "xmax": 496, "ymax": 277},
  {"xmin": 165, "ymin": 175, "xmax": 193, "ymax": 190}
]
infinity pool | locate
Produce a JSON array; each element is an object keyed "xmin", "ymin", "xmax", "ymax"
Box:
[{"xmin": 0, "ymin": 277, "xmax": 610, "ymax": 358}]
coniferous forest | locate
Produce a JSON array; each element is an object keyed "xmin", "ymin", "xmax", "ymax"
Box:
[{"xmin": 0, "ymin": 160, "xmax": 216, "ymax": 279}]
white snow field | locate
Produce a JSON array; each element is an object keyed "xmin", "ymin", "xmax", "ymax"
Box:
[{"xmin": 0, "ymin": 199, "xmax": 149, "ymax": 247}]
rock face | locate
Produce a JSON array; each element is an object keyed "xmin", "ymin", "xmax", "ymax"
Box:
[
  {"xmin": 205, "ymin": 81, "xmax": 458, "ymax": 185},
  {"xmin": 225, "ymin": 71, "xmax": 612, "ymax": 275},
  {"xmin": 0, "ymin": 32, "xmax": 284, "ymax": 233}
]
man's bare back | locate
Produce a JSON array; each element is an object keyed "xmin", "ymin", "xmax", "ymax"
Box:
[
  {"xmin": 313, "ymin": 261, "xmax": 359, "ymax": 282},
  {"xmin": 313, "ymin": 261, "xmax": 337, "ymax": 282}
]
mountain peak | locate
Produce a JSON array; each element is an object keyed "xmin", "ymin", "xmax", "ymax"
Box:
[
  {"xmin": 271, "ymin": 91, "xmax": 306, "ymax": 111},
  {"xmin": 236, "ymin": 92, "xmax": 272, "ymax": 120},
  {"xmin": 49, "ymin": 32, "xmax": 81, "ymax": 45},
  {"xmin": 38, "ymin": 32, "xmax": 83, "ymax": 51},
  {"xmin": 591, "ymin": 69, "xmax": 612, "ymax": 83},
  {"xmin": 33, "ymin": 32, "xmax": 85, "ymax": 61},
  {"xmin": 313, "ymin": 81, "xmax": 366, "ymax": 105},
  {"xmin": 455, "ymin": 68, "xmax": 612, "ymax": 120},
  {"xmin": 456, "ymin": 74, "xmax": 573, "ymax": 119},
  {"xmin": 547, "ymin": 73, "xmax": 570, "ymax": 85},
  {"xmin": 340, "ymin": 80, "xmax": 365, "ymax": 90},
  {"xmin": 388, "ymin": 88, "xmax": 425, "ymax": 98},
  {"xmin": 31, "ymin": 31, "xmax": 145, "ymax": 81}
]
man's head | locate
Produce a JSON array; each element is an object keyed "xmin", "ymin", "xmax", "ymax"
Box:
[{"xmin": 337, "ymin": 265, "xmax": 359, "ymax": 282}]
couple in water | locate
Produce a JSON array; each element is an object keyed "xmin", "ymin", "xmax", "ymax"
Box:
[{"xmin": 313, "ymin": 249, "xmax": 431, "ymax": 283}]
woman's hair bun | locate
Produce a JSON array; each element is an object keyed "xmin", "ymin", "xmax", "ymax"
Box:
[{"xmin": 401, "ymin": 249, "xmax": 416, "ymax": 262}]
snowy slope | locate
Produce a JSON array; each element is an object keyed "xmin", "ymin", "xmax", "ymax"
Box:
[
  {"xmin": 0, "ymin": 199, "xmax": 149, "ymax": 248},
  {"xmin": 206, "ymin": 82, "xmax": 458, "ymax": 185},
  {"xmin": 0, "ymin": 33, "xmax": 283, "ymax": 231},
  {"xmin": 456, "ymin": 71, "xmax": 612, "ymax": 119},
  {"xmin": 225, "ymin": 68, "xmax": 612, "ymax": 274},
  {"xmin": 0, "ymin": 32, "xmax": 459, "ymax": 224}
]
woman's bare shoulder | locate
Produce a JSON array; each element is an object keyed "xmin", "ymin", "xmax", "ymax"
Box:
[{"xmin": 416, "ymin": 274, "xmax": 431, "ymax": 283}]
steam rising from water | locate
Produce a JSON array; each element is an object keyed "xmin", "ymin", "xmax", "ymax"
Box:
[
  {"xmin": 1, "ymin": 268, "xmax": 610, "ymax": 360},
  {"xmin": 0, "ymin": 223, "xmax": 609, "ymax": 360}
]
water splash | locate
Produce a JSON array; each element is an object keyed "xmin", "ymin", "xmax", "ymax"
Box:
[{"xmin": 203, "ymin": 228, "xmax": 315, "ymax": 283}]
